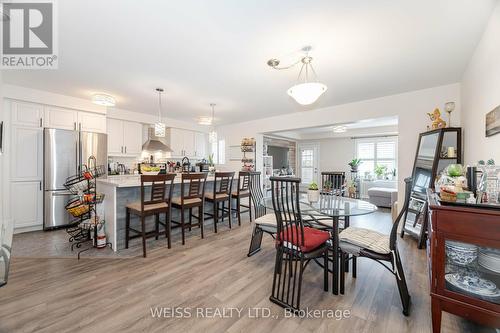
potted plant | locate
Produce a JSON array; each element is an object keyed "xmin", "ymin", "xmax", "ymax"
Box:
[
  {"xmin": 208, "ymin": 153, "xmax": 216, "ymax": 174},
  {"xmin": 307, "ymin": 181, "xmax": 320, "ymax": 203},
  {"xmin": 374, "ymin": 165, "xmax": 387, "ymax": 180},
  {"xmin": 348, "ymin": 158, "xmax": 362, "ymax": 172}
]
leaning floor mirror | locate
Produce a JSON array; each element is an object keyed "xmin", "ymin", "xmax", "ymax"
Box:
[{"xmin": 0, "ymin": 217, "xmax": 13, "ymax": 288}]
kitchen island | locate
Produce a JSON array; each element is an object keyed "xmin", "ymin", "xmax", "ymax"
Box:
[{"xmin": 97, "ymin": 174, "xmax": 233, "ymax": 251}]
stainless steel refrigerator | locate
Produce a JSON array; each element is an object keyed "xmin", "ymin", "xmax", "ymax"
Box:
[{"xmin": 43, "ymin": 128, "xmax": 107, "ymax": 230}]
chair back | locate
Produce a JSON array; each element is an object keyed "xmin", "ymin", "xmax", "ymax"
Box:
[
  {"xmin": 321, "ymin": 171, "xmax": 345, "ymax": 194},
  {"xmin": 249, "ymin": 172, "xmax": 266, "ymax": 219},
  {"xmin": 213, "ymin": 171, "xmax": 235, "ymax": 196},
  {"xmin": 181, "ymin": 172, "xmax": 208, "ymax": 203},
  {"xmin": 237, "ymin": 171, "xmax": 251, "ymax": 194},
  {"xmin": 270, "ymin": 176, "xmax": 304, "ymax": 250},
  {"xmin": 390, "ymin": 177, "xmax": 412, "ymax": 250},
  {"xmin": 140, "ymin": 174, "xmax": 175, "ymax": 211}
]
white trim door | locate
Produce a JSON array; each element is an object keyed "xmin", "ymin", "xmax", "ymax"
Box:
[{"xmin": 298, "ymin": 143, "xmax": 320, "ymax": 188}]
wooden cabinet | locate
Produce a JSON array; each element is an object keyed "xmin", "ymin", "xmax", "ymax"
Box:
[
  {"xmin": 78, "ymin": 112, "xmax": 106, "ymax": 133},
  {"xmin": 166, "ymin": 128, "xmax": 206, "ymax": 158},
  {"xmin": 11, "ymin": 181, "xmax": 43, "ymax": 229},
  {"xmin": 427, "ymin": 190, "xmax": 500, "ymax": 333},
  {"xmin": 44, "ymin": 107, "xmax": 78, "ymax": 130},
  {"xmin": 107, "ymin": 118, "xmax": 143, "ymax": 156}
]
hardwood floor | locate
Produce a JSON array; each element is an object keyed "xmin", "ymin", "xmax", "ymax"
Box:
[{"xmin": 0, "ymin": 210, "xmax": 494, "ymax": 333}]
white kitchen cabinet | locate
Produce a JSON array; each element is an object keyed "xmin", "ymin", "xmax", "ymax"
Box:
[
  {"xmin": 11, "ymin": 181, "xmax": 43, "ymax": 229},
  {"xmin": 194, "ymin": 132, "xmax": 207, "ymax": 158},
  {"xmin": 107, "ymin": 118, "xmax": 143, "ymax": 156},
  {"xmin": 122, "ymin": 121, "xmax": 143, "ymax": 155},
  {"xmin": 182, "ymin": 130, "xmax": 195, "ymax": 157},
  {"xmin": 78, "ymin": 112, "xmax": 107, "ymax": 133},
  {"xmin": 44, "ymin": 107, "xmax": 78, "ymax": 130},
  {"xmin": 11, "ymin": 101, "xmax": 44, "ymax": 127},
  {"xmin": 107, "ymin": 118, "xmax": 123, "ymax": 155},
  {"xmin": 166, "ymin": 128, "xmax": 185, "ymax": 157},
  {"xmin": 10, "ymin": 126, "xmax": 43, "ymax": 181}
]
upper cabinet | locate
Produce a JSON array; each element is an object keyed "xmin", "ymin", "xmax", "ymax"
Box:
[
  {"xmin": 11, "ymin": 101, "xmax": 44, "ymax": 128},
  {"xmin": 44, "ymin": 107, "xmax": 106, "ymax": 133},
  {"xmin": 44, "ymin": 107, "xmax": 78, "ymax": 130},
  {"xmin": 166, "ymin": 128, "xmax": 207, "ymax": 159},
  {"xmin": 78, "ymin": 112, "xmax": 106, "ymax": 133},
  {"xmin": 107, "ymin": 118, "xmax": 143, "ymax": 156},
  {"xmin": 194, "ymin": 132, "xmax": 208, "ymax": 159}
]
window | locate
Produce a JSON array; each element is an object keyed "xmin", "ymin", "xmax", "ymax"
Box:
[
  {"xmin": 210, "ymin": 133, "xmax": 225, "ymax": 164},
  {"xmin": 356, "ymin": 137, "xmax": 398, "ymax": 178}
]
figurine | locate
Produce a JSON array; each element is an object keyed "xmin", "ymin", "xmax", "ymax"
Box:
[{"xmin": 427, "ymin": 108, "xmax": 447, "ymax": 130}]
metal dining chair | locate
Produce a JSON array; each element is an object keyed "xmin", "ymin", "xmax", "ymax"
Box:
[
  {"xmin": 269, "ymin": 176, "xmax": 330, "ymax": 312},
  {"xmin": 247, "ymin": 172, "xmax": 277, "ymax": 256},
  {"xmin": 321, "ymin": 171, "xmax": 346, "ymax": 194},
  {"xmin": 338, "ymin": 177, "xmax": 412, "ymax": 315}
]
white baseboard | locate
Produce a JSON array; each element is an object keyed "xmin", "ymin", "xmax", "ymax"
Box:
[{"xmin": 14, "ymin": 225, "xmax": 43, "ymax": 234}]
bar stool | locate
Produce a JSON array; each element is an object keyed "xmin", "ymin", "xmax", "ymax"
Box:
[
  {"xmin": 204, "ymin": 171, "xmax": 235, "ymax": 232},
  {"xmin": 231, "ymin": 171, "xmax": 252, "ymax": 226},
  {"xmin": 125, "ymin": 174, "xmax": 175, "ymax": 257},
  {"xmin": 171, "ymin": 173, "xmax": 207, "ymax": 245}
]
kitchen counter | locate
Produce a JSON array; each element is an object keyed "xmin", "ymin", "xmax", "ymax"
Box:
[
  {"xmin": 97, "ymin": 174, "xmax": 220, "ymax": 188},
  {"xmin": 97, "ymin": 173, "xmax": 236, "ymax": 251}
]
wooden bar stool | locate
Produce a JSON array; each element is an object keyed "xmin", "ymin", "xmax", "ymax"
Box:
[
  {"xmin": 171, "ymin": 173, "xmax": 207, "ymax": 245},
  {"xmin": 204, "ymin": 171, "xmax": 235, "ymax": 232},
  {"xmin": 125, "ymin": 174, "xmax": 175, "ymax": 257},
  {"xmin": 231, "ymin": 171, "xmax": 252, "ymax": 226}
]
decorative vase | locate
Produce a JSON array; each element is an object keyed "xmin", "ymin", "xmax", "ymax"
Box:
[
  {"xmin": 350, "ymin": 166, "xmax": 358, "ymax": 173},
  {"xmin": 208, "ymin": 166, "xmax": 216, "ymax": 175},
  {"xmin": 307, "ymin": 189, "xmax": 319, "ymax": 203}
]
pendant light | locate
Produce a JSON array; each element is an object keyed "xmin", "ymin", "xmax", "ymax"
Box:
[
  {"xmin": 268, "ymin": 46, "xmax": 327, "ymax": 106},
  {"xmin": 208, "ymin": 103, "xmax": 217, "ymax": 144},
  {"xmin": 154, "ymin": 88, "xmax": 166, "ymax": 137}
]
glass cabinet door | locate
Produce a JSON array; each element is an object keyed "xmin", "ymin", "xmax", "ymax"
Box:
[
  {"xmin": 444, "ymin": 239, "xmax": 500, "ymax": 305},
  {"xmin": 417, "ymin": 132, "xmax": 439, "ymax": 160}
]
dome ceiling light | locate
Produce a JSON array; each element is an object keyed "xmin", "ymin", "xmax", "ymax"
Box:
[
  {"xmin": 91, "ymin": 93, "xmax": 116, "ymax": 107},
  {"xmin": 332, "ymin": 125, "xmax": 347, "ymax": 133},
  {"xmin": 267, "ymin": 46, "xmax": 327, "ymax": 106}
]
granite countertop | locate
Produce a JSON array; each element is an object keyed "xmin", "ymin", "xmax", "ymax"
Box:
[{"xmin": 97, "ymin": 174, "xmax": 221, "ymax": 188}]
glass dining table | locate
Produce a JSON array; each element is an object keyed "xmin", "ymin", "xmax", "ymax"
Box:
[{"xmin": 264, "ymin": 192, "xmax": 377, "ymax": 295}]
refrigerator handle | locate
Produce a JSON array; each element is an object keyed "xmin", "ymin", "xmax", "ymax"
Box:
[{"xmin": 0, "ymin": 121, "xmax": 3, "ymax": 154}]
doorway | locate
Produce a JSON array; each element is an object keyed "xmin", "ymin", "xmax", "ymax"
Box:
[{"xmin": 298, "ymin": 143, "xmax": 319, "ymax": 189}]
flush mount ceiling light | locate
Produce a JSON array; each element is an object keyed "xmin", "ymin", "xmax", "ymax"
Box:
[
  {"xmin": 332, "ymin": 125, "xmax": 347, "ymax": 133},
  {"xmin": 91, "ymin": 93, "xmax": 116, "ymax": 107},
  {"xmin": 198, "ymin": 116, "xmax": 212, "ymax": 126},
  {"xmin": 208, "ymin": 103, "xmax": 217, "ymax": 144},
  {"xmin": 154, "ymin": 88, "xmax": 166, "ymax": 137},
  {"xmin": 267, "ymin": 46, "xmax": 327, "ymax": 106}
]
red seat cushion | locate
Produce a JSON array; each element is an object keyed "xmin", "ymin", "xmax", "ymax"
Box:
[{"xmin": 279, "ymin": 226, "xmax": 330, "ymax": 253}]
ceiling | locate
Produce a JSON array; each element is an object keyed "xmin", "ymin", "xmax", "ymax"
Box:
[
  {"xmin": 268, "ymin": 116, "xmax": 398, "ymax": 140},
  {"xmin": 2, "ymin": 1, "xmax": 496, "ymax": 125}
]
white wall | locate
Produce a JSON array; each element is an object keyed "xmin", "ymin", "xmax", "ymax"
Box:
[
  {"xmin": 461, "ymin": 2, "xmax": 500, "ymax": 165},
  {"xmin": 217, "ymin": 83, "xmax": 461, "ymax": 196},
  {"xmin": 301, "ymin": 138, "xmax": 354, "ymax": 175}
]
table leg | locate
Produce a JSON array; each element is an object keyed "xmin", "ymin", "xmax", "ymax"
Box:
[
  {"xmin": 344, "ymin": 216, "xmax": 350, "ymax": 273},
  {"xmin": 332, "ymin": 216, "xmax": 339, "ymax": 295}
]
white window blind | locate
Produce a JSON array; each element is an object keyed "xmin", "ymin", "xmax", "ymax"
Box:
[{"xmin": 355, "ymin": 137, "xmax": 398, "ymax": 178}]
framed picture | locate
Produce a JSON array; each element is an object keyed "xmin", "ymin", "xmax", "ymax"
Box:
[{"xmin": 486, "ymin": 105, "xmax": 500, "ymax": 137}]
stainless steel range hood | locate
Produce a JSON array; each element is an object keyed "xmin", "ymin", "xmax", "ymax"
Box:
[{"xmin": 142, "ymin": 127, "xmax": 172, "ymax": 152}]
